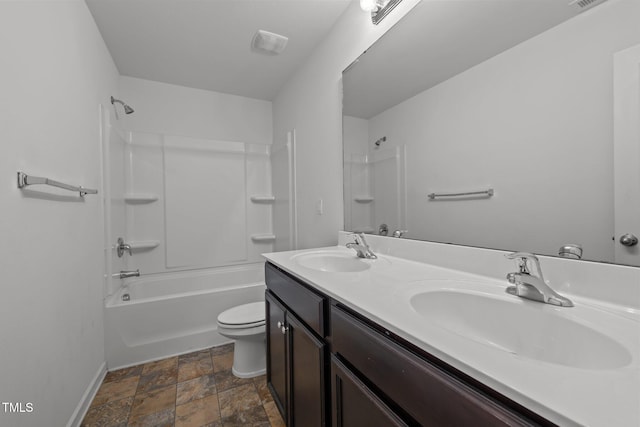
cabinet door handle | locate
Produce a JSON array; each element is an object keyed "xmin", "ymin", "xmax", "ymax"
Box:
[{"xmin": 277, "ymin": 321, "xmax": 288, "ymax": 334}]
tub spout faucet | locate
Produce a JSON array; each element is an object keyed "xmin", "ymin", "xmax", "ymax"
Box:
[
  {"xmin": 346, "ymin": 233, "xmax": 377, "ymax": 259},
  {"xmin": 505, "ymin": 252, "xmax": 573, "ymax": 307},
  {"xmin": 116, "ymin": 269, "xmax": 140, "ymax": 279}
]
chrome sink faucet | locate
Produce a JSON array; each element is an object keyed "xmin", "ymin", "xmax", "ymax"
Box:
[
  {"xmin": 346, "ymin": 233, "xmax": 377, "ymax": 259},
  {"xmin": 505, "ymin": 252, "xmax": 573, "ymax": 307}
]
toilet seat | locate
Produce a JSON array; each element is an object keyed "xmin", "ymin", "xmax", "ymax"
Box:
[{"xmin": 218, "ymin": 301, "xmax": 265, "ymax": 329}]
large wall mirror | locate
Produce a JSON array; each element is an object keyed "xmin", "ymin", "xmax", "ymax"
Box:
[{"xmin": 343, "ymin": 0, "xmax": 640, "ymax": 266}]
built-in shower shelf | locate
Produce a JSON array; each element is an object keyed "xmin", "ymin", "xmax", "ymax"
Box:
[
  {"xmin": 251, "ymin": 234, "xmax": 276, "ymax": 243},
  {"xmin": 124, "ymin": 193, "xmax": 159, "ymax": 204},
  {"xmin": 354, "ymin": 196, "xmax": 374, "ymax": 203},
  {"xmin": 250, "ymin": 195, "xmax": 275, "ymax": 203},
  {"xmin": 129, "ymin": 240, "xmax": 160, "ymax": 251}
]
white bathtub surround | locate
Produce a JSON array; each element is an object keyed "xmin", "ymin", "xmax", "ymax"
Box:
[
  {"xmin": 264, "ymin": 233, "xmax": 640, "ymax": 426},
  {"xmin": 103, "ymin": 74, "xmax": 277, "ymax": 376},
  {"xmin": 105, "ymin": 263, "xmax": 266, "ymax": 369},
  {"xmin": 114, "ymin": 132, "xmax": 274, "ymax": 278}
]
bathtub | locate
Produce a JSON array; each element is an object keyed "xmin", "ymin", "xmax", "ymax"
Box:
[{"xmin": 105, "ymin": 263, "xmax": 266, "ymax": 370}]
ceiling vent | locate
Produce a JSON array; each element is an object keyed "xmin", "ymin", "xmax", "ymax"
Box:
[
  {"xmin": 251, "ymin": 30, "xmax": 288, "ymax": 55},
  {"xmin": 568, "ymin": 0, "xmax": 608, "ymax": 12}
]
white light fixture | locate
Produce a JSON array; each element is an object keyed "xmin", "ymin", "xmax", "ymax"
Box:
[
  {"xmin": 361, "ymin": 0, "xmax": 403, "ymax": 25},
  {"xmin": 360, "ymin": 0, "xmax": 378, "ymax": 12},
  {"xmin": 251, "ymin": 30, "xmax": 288, "ymax": 55}
]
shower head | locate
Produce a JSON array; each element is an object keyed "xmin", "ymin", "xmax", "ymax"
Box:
[
  {"xmin": 110, "ymin": 96, "xmax": 135, "ymax": 115},
  {"xmin": 374, "ymin": 136, "xmax": 386, "ymax": 148}
]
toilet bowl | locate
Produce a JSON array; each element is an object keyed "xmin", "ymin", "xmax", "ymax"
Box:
[{"xmin": 217, "ymin": 301, "xmax": 266, "ymax": 378}]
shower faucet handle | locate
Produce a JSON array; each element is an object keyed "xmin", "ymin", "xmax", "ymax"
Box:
[{"xmin": 116, "ymin": 237, "xmax": 132, "ymax": 257}]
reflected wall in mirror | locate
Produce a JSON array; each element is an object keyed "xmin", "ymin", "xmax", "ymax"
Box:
[{"xmin": 343, "ymin": 0, "xmax": 640, "ymax": 266}]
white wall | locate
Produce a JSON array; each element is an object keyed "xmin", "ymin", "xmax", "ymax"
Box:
[
  {"xmin": 368, "ymin": 0, "xmax": 640, "ymax": 262},
  {"xmin": 272, "ymin": 0, "xmax": 421, "ymax": 249},
  {"xmin": 119, "ymin": 76, "xmax": 272, "ymax": 143},
  {"xmin": 0, "ymin": 1, "xmax": 118, "ymax": 426}
]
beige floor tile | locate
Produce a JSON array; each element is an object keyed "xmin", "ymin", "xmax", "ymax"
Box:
[
  {"xmin": 178, "ymin": 350, "xmax": 214, "ymax": 383},
  {"xmin": 175, "ymin": 395, "xmax": 220, "ymax": 427},
  {"xmin": 253, "ymin": 378, "xmax": 272, "ymax": 405},
  {"xmin": 137, "ymin": 358, "xmax": 178, "ymax": 394},
  {"xmin": 210, "ymin": 343, "xmax": 234, "ymax": 356},
  {"xmin": 92, "ymin": 376, "xmax": 139, "ymax": 407},
  {"xmin": 81, "ymin": 396, "xmax": 133, "ymax": 427},
  {"xmin": 176, "ymin": 374, "xmax": 217, "ymax": 406},
  {"xmin": 104, "ymin": 366, "xmax": 143, "ymax": 384},
  {"xmin": 213, "ymin": 370, "xmax": 254, "ymax": 392},
  {"xmin": 88, "ymin": 345, "xmax": 287, "ymax": 427},
  {"xmin": 130, "ymin": 384, "xmax": 176, "ymax": 419},
  {"xmin": 263, "ymin": 400, "xmax": 286, "ymax": 427},
  {"xmin": 218, "ymin": 383, "xmax": 262, "ymax": 418},
  {"xmin": 141, "ymin": 357, "xmax": 178, "ymax": 376},
  {"xmin": 212, "ymin": 352, "xmax": 234, "ymax": 373},
  {"xmin": 221, "ymin": 404, "xmax": 269, "ymax": 426},
  {"xmin": 126, "ymin": 407, "xmax": 175, "ymax": 427}
]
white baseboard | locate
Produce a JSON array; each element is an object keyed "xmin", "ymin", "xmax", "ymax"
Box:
[{"xmin": 66, "ymin": 362, "xmax": 107, "ymax": 427}]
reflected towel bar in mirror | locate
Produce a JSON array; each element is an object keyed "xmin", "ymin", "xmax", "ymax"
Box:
[
  {"xmin": 17, "ymin": 171, "xmax": 98, "ymax": 197},
  {"xmin": 428, "ymin": 189, "xmax": 494, "ymax": 200}
]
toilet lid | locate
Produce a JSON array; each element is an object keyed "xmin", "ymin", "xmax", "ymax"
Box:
[{"xmin": 218, "ymin": 301, "xmax": 265, "ymax": 327}]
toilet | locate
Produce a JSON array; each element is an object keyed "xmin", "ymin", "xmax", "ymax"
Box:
[{"xmin": 216, "ymin": 301, "xmax": 266, "ymax": 378}]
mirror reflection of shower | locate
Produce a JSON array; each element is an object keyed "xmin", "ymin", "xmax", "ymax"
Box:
[{"xmin": 110, "ymin": 96, "xmax": 134, "ymax": 119}]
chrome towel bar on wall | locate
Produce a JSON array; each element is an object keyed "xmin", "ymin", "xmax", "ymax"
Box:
[
  {"xmin": 427, "ymin": 188, "xmax": 494, "ymax": 200},
  {"xmin": 17, "ymin": 171, "xmax": 98, "ymax": 197}
]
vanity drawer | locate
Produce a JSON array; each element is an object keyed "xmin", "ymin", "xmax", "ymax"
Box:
[
  {"xmin": 331, "ymin": 305, "xmax": 538, "ymax": 427},
  {"xmin": 265, "ymin": 262, "xmax": 326, "ymax": 337}
]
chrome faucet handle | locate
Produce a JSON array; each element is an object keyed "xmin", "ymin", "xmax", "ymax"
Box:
[
  {"xmin": 349, "ymin": 232, "xmax": 364, "ymax": 241},
  {"xmin": 506, "ymin": 251, "xmax": 544, "ymax": 280},
  {"xmin": 505, "ymin": 251, "xmax": 573, "ymax": 307},
  {"xmin": 392, "ymin": 229, "xmax": 408, "ymax": 238},
  {"xmin": 346, "ymin": 232, "xmax": 377, "ymax": 259},
  {"xmin": 116, "ymin": 237, "xmax": 132, "ymax": 257}
]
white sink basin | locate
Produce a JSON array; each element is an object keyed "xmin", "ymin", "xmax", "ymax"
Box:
[
  {"xmin": 410, "ymin": 287, "xmax": 632, "ymax": 370},
  {"xmin": 293, "ymin": 252, "xmax": 371, "ymax": 273}
]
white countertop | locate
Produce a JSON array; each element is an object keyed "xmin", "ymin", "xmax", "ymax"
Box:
[{"xmin": 263, "ymin": 246, "xmax": 640, "ymax": 427}]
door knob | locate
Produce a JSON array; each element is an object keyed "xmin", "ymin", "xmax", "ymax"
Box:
[{"xmin": 619, "ymin": 233, "xmax": 638, "ymax": 247}]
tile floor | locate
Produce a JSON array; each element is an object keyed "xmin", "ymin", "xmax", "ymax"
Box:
[{"xmin": 81, "ymin": 344, "xmax": 285, "ymax": 427}]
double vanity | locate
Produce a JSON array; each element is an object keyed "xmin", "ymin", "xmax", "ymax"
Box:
[{"xmin": 263, "ymin": 233, "xmax": 640, "ymax": 426}]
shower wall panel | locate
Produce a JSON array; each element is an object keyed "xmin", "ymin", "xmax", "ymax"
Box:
[
  {"xmin": 164, "ymin": 136, "xmax": 247, "ymax": 268},
  {"xmin": 123, "ymin": 131, "xmax": 273, "ymax": 274}
]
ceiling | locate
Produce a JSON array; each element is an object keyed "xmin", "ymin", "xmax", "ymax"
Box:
[
  {"xmin": 86, "ymin": 0, "xmax": 352, "ymax": 101},
  {"xmin": 343, "ymin": 0, "xmax": 587, "ymax": 119}
]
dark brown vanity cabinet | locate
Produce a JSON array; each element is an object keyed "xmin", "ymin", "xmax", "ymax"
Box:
[
  {"xmin": 265, "ymin": 263, "xmax": 328, "ymax": 427},
  {"xmin": 331, "ymin": 355, "xmax": 408, "ymax": 427},
  {"xmin": 265, "ymin": 262, "xmax": 552, "ymax": 427},
  {"xmin": 330, "ymin": 304, "xmax": 551, "ymax": 427}
]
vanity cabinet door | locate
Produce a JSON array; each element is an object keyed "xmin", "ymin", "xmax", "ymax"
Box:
[
  {"xmin": 287, "ymin": 312, "xmax": 327, "ymax": 427},
  {"xmin": 331, "ymin": 305, "xmax": 539, "ymax": 427},
  {"xmin": 266, "ymin": 291, "xmax": 288, "ymax": 421},
  {"xmin": 331, "ymin": 355, "xmax": 408, "ymax": 427}
]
